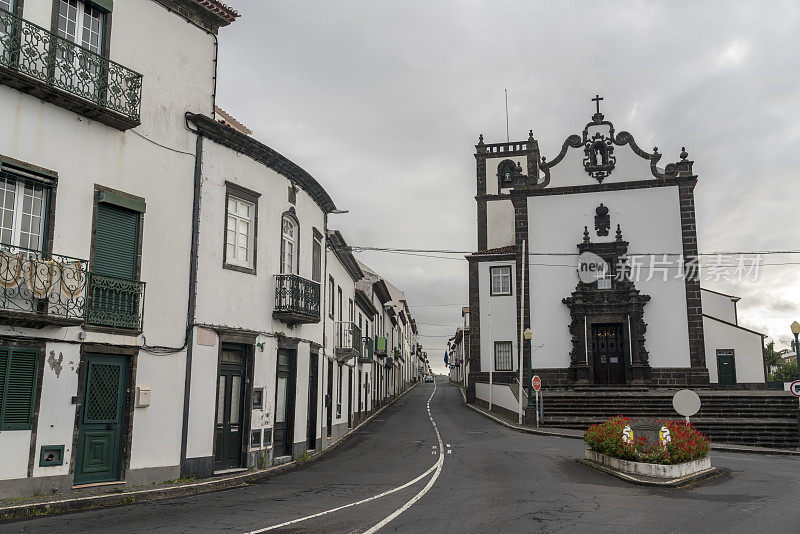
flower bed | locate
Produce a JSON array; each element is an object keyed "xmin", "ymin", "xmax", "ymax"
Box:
[{"xmin": 584, "ymin": 416, "xmax": 710, "ymax": 465}]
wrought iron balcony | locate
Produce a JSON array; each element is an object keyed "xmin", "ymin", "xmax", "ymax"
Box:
[
  {"xmin": 394, "ymin": 348, "xmax": 404, "ymax": 361},
  {"xmin": 374, "ymin": 336, "xmax": 387, "ymax": 357},
  {"xmin": 358, "ymin": 337, "xmax": 374, "ymax": 363},
  {"xmin": 273, "ymin": 274, "xmax": 320, "ymax": 325},
  {"xmin": 384, "ymin": 356, "xmax": 394, "ymax": 368},
  {"xmin": 0, "ymin": 245, "xmax": 88, "ymax": 327},
  {"xmin": 0, "ymin": 8, "xmax": 142, "ymax": 129},
  {"xmin": 86, "ymin": 273, "xmax": 145, "ymax": 331},
  {"xmin": 334, "ymin": 321, "xmax": 361, "ymax": 361}
]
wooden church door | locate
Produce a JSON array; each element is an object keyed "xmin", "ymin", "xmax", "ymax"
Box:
[{"xmin": 591, "ymin": 323, "xmax": 625, "ymax": 385}]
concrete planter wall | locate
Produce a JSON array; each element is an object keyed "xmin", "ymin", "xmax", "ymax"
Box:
[{"xmin": 585, "ymin": 449, "xmax": 712, "ymax": 479}]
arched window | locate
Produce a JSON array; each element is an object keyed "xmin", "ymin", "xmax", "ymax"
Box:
[{"xmin": 281, "ymin": 213, "xmax": 298, "ymax": 274}]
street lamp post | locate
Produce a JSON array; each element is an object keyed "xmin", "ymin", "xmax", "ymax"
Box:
[
  {"xmin": 791, "ymin": 321, "xmax": 800, "ymax": 446},
  {"xmin": 524, "ymin": 328, "xmax": 534, "ymax": 410}
]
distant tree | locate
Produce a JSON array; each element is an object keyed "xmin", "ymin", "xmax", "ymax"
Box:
[
  {"xmin": 772, "ymin": 361, "xmax": 798, "ymax": 382},
  {"xmin": 763, "ymin": 340, "xmax": 790, "ymax": 374}
]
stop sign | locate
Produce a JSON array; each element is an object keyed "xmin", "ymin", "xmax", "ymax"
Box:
[{"xmin": 532, "ymin": 375, "xmax": 541, "ymax": 392}]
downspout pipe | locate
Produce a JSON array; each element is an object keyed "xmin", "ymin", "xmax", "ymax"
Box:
[{"xmin": 180, "ymin": 115, "xmax": 204, "ymax": 476}]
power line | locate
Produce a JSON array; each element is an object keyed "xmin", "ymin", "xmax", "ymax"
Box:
[{"xmin": 345, "ymin": 245, "xmax": 800, "ymax": 257}]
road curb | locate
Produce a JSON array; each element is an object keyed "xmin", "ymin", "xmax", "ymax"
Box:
[
  {"xmin": 0, "ymin": 383, "xmax": 419, "ymax": 522},
  {"xmin": 454, "ymin": 383, "xmax": 800, "ymax": 456},
  {"xmin": 575, "ymin": 458, "xmax": 722, "ymax": 487}
]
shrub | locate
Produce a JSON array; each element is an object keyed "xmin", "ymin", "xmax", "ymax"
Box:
[
  {"xmin": 770, "ymin": 361, "xmax": 798, "ymax": 382},
  {"xmin": 584, "ymin": 415, "xmax": 710, "ymax": 465}
]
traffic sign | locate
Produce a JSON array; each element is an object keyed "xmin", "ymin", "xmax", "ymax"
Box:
[
  {"xmin": 789, "ymin": 381, "xmax": 800, "ymax": 397},
  {"xmin": 532, "ymin": 375, "xmax": 541, "ymax": 392},
  {"xmin": 672, "ymin": 389, "xmax": 701, "ymax": 417}
]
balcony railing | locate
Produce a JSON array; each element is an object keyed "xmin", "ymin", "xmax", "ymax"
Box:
[
  {"xmin": 374, "ymin": 336, "xmax": 387, "ymax": 357},
  {"xmin": 0, "ymin": 8, "xmax": 142, "ymax": 126},
  {"xmin": 274, "ymin": 274, "xmax": 320, "ymax": 325},
  {"xmin": 86, "ymin": 273, "xmax": 145, "ymax": 331},
  {"xmin": 0, "ymin": 246, "xmax": 88, "ymax": 325},
  {"xmin": 358, "ymin": 337, "xmax": 374, "ymax": 363},
  {"xmin": 334, "ymin": 321, "xmax": 361, "ymax": 361}
]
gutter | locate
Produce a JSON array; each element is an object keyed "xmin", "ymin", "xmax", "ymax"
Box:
[{"xmin": 180, "ymin": 116, "xmax": 205, "ymax": 475}]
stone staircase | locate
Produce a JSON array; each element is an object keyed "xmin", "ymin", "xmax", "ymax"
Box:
[{"xmin": 534, "ymin": 391, "xmax": 800, "ymax": 449}]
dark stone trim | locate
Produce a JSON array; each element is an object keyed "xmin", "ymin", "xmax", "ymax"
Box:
[
  {"xmin": 476, "ymin": 198, "xmax": 487, "ymax": 251},
  {"xmin": 524, "ymin": 175, "xmax": 696, "ymax": 198},
  {"xmin": 466, "ymin": 260, "xmax": 480, "ymax": 401},
  {"xmin": 678, "ymin": 180, "xmax": 707, "ymax": 380},
  {"xmin": 466, "ymin": 253, "xmax": 517, "ymax": 263},
  {"xmin": 218, "ymin": 329, "xmax": 258, "ymax": 345},
  {"xmin": 222, "ymin": 181, "xmax": 259, "ymax": 275},
  {"xmin": 187, "ymin": 114, "xmax": 336, "ymax": 213},
  {"xmin": 327, "ymin": 230, "xmax": 363, "ymax": 282},
  {"xmin": 476, "ymin": 193, "xmax": 513, "ymax": 201},
  {"xmin": 354, "ymin": 289, "xmax": 377, "ymax": 319}
]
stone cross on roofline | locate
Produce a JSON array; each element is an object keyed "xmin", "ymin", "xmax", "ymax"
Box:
[{"xmin": 591, "ymin": 94, "xmax": 605, "ymax": 123}]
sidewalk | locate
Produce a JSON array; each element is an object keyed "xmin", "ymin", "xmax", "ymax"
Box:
[
  {"xmin": 0, "ymin": 385, "xmax": 417, "ymax": 522},
  {"xmin": 455, "ymin": 384, "xmax": 800, "ymax": 457}
]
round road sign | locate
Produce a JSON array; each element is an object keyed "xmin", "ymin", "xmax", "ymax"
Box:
[
  {"xmin": 789, "ymin": 381, "xmax": 800, "ymax": 397},
  {"xmin": 672, "ymin": 389, "xmax": 701, "ymax": 417},
  {"xmin": 532, "ymin": 375, "xmax": 542, "ymax": 392}
]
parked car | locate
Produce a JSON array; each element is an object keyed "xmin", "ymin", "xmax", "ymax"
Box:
[{"xmin": 424, "ymin": 375, "xmax": 435, "ymax": 383}]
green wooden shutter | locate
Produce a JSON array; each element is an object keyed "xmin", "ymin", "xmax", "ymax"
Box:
[
  {"xmin": 94, "ymin": 203, "xmax": 139, "ymax": 280},
  {"xmin": 0, "ymin": 349, "xmax": 39, "ymax": 430}
]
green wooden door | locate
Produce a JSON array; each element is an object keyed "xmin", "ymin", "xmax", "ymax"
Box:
[
  {"xmin": 74, "ymin": 354, "xmax": 127, "ymax": 485},
  {"xmin": 717, "ymin": 350, "xmax": 736, "ymax": 386},
  {"xmin": 89, "ymin": 202, "xmax": 141, "ymax": 329}
]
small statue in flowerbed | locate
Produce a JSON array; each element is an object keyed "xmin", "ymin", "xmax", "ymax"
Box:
[{"xmin": 584, "ymin": 415, "xmax": 710, "ymax": 465}]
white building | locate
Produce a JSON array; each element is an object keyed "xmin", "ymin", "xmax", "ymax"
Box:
[
  {"xmin": 467, "ymin": 99, "xmax": 766, "ymax": 404},
  {"xmin": 0, "ymin": 0, "xmax": 421, "ymax": 497},
  {"xmin": 0, "ymin": 0, "xmax": 237, "ymax": 496}
]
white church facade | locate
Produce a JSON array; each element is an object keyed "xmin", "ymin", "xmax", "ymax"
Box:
[{"xmin": 466, "ymin": 99, "xmax": 765, "ymax": 403}]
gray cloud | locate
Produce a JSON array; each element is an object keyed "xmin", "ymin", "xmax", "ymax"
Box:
[{"xmin": 216, "ymin": 1, "xmax": 800, "ymax": 373}]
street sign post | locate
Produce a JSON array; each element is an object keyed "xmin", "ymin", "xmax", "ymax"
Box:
[
  {"xmin": 532, "ymin": 375, "xmax": 541, "ymax": 428},
  {"xmin": 789, "ymin": 381, "xmax": 800, "ymax": 397}
]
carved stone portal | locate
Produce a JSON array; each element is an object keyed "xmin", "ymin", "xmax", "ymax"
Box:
[{"xmin": 562, "ymin": 229, "xmax": 651, "ymax": 385}]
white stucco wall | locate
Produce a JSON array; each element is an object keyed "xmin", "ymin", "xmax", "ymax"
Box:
[
  {"xmin": 704, "ymin": 316, "xmax": 765, "ymax": 384},
  {"xmin": 701, "ymin": 289, "xmax": 738, "ymax": 324},
  {"xmin": 0, "ymin": 0, "xmax": 217, "ymax": 483},
  {"xmin": 486, "ymin": 199, "xmax": 515, "ymax": 250},
  {"xmin": 479, "ymin": 261, "xmax": 518, "ymax": 372},
  {"xmin": 475, "ymin": 382, "xmax": 520, "ymax": 413},
  {"xmin": 527, "ymin": 187, "xmax": 691, "ymax": 369}
]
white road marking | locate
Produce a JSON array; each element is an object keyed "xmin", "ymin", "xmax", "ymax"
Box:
[
  {"xmin": 244, "ymin": 463, "xmax": 438, "ymax": 533},
  {"xmin": 244, "ymin": 380, "xmax": 443, "ymax": 534},
  {"xmin": 363, "ymin": 379, "xmax": 445, "ymax": 534}
]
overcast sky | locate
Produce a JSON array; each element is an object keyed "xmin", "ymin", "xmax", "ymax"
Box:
[{"xmin": 216, "ymin": 1, "xmax": 800, "ymax": 374}]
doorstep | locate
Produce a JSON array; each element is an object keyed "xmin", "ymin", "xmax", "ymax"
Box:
[{"xmin": 72, "ymin": 481, "xmax": 126, "ymax": 490}]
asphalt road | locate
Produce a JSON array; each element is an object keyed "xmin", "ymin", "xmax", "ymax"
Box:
[{"xmin": 3, "ymin": 378, "xmax": 800, "ymax": 533}]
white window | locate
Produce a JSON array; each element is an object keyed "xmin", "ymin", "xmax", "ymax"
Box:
[
  {"xmin": 312, "ymin": 232, "xmax": 322, "ymax": 282},
  {"xmin": 57, "ymin": 0, "xmax": 104, "ymax": 53},
  {"xmin": 281, "ymin": 215, "xmax": 297, "ymax": 274},
  {"xmin": 226, "ymin": 196, "xmax": 254, "ymax": 268},
  {"xmin": 0, "ymin": 177, "xmax": 46, "ymax": 250},
  {"xmin": 494, "ymin": 341, "xmax": 512, "ymax": 371},
  {"xmin": 490, "ymin": 265, "xmax": 512, "ymax": 296}
]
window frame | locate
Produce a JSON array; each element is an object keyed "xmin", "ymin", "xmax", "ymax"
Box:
[
  {"xmin": 328, "ymin": 275, "xmax": 335, "ymax": 319},
  {"xmin": 223, "ymin": 182, "xmax": 260, "ymax": 275},
  {"xmin": 280, "ymin": 211, "xmax": 299, "ymax": 275},
  {"xmin": 51, "ymin": 0, "xmax": 113, "ymax": 58},
  {"xmin": 493, "ymin": 341, "xmax": 513, "ymax": 372},
  {"xmin": 489, "ymin": 265, "xmax": 512, "ymax": 296},
  {"xmin": 311, "ymin": 228, "xmax": 323, "ymax": 283}
]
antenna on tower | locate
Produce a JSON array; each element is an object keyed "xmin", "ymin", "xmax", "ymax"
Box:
[{"xmin": 505, "ymin": 89, "xmax": 510, "ymax": 142}]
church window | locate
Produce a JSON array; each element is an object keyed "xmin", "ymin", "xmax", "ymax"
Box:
[
  {"xmin": 490, "ymin": 266, "xmax": 512, "ymax": 296},
  {"xmin": 494, "ymin": 341, "xmax": 512, "ymax": 371}
]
